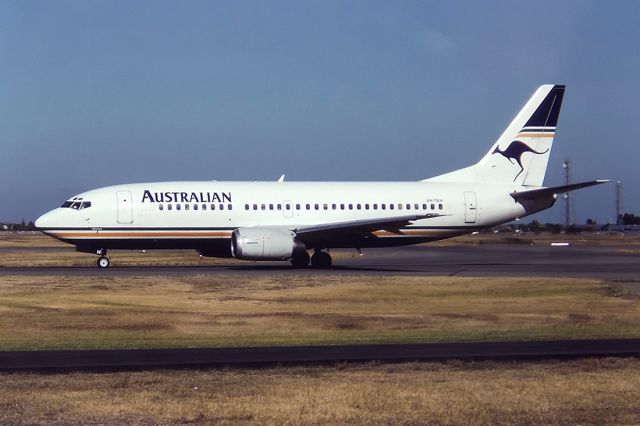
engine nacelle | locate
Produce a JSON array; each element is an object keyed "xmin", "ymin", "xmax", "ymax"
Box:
[{"xmin": 231, "ymin": 227, "xmax": 304, "ymax": 260}]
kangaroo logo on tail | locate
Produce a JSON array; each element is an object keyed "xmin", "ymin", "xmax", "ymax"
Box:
[{"xmin": 492, "ymin": 141, "xmax": 549, "ymax": 181}]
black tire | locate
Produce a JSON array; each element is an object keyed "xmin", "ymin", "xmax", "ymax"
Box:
[
  {"xmin": 311, "ymin": 251, "xmax": 332, "ymax": 268},
  {"xmin": 97, "ymin": 257, "xmax": 110, "ymax": 268},
  {"xmin": 290, "ymin": 251, "xmax": 310, "ymax": 268}
]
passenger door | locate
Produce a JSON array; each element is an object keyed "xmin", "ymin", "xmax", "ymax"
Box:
[{"xmin": 116, "ymin": 191, "xmax": 134, "ymax": 224}]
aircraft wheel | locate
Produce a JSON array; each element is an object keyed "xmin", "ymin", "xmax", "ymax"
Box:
[
  {"xmin": 97, "ymin": 256, "xmax": 110, "ymax": 268},
  {"xmin": 290, "ymin": 251, "xmax": 310, "ymax": 268},
  {"xmin": 311, "ymin": 251, "xmax": 332, "ymax": 268}
]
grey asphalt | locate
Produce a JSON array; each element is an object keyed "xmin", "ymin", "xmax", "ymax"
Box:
[
  {"xmin": 2, "ymin": 339, "xmax": 639, "ymax": 371},
  {"xmin": 2, "ymin": 244, "xmax": 638, "ymax": 282}
]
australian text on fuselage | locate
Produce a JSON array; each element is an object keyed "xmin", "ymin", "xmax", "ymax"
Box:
[{"xmin": 142, "ymin": 190, "xmax": 232, "ymax": 204}]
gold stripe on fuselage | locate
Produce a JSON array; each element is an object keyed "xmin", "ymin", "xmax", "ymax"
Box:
[{"xmin": 514, "ymin": 132, "xmax": 555, "ymax": 138}]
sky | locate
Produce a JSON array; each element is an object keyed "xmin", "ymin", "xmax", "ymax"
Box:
[{"xmin": 1, "ymin": 1, "xmax": 638, "ymax": 224}]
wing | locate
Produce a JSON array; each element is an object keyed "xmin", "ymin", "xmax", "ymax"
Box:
[{"xmin": 293, "ymin": 213, "xmax": 446, "ymax": 246}]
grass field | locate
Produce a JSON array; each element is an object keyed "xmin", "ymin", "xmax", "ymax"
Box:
[
  {"xmin": 2, "ymin": 358, "xmax": 640, "ymax": 425},
  {"xmin": 0, "ymin": 274, "xmax": 638, "ymax": 350},
  {"xmin": 2, "ymin": 233, "xmax": 640, "ymax": 424}
]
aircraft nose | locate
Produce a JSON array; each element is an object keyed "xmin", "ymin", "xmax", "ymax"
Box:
[{"xmin": 34, "ymin": 210, "xmax": 56, "ymax": 231}]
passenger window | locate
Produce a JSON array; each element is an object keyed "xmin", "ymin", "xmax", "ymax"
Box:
[
  {"xmin": 439, "ymin": 204, "xmax": 443, "ymax": 210},
  {"xmin": 365, "ymin": 204, "xmax": 369, "ymax": 210},
  {"xmin": 373, "ymin": 204, "xmax": 377, "ymax": 210},
  {"xmin": 159, "ymin": 204, "xmax": 164, "ymax": 211},
  {"xmin": 261, "ymin": 204, "xmax": 266, "ymax": 210},
  {"xmin": 211, "ymin": 204, "xmax": 216, "ymax": 210},
  {"xmin": 406, "ymin": 204, "xmax": 411, "ymax": 210},
  {"xmin": 414, "ymin": 204, "xmax": 419, "ymax": 210},
  {"xmin": 356, "ymin": 204, "xmax": 361, "ymax": 210},
  {"xmin": 245, "ymin": 204, "xmax": 250, "ymax": 210},
  {"xmin": 193, "ymin": 204, "xmax": 198, "ymax": 210},
  {"xmin": 295, "ymin": 204, "xmax": 300, "ymax": 210},
  {"xmin": 332, "ymin": 204, "xmax": 336, "ymax": 210},
  {"xmin": 168, "ymin": 204, "xmax": 172, "ymax": 210},
  {"xmin": 348, "ymin": 204, "xmax": 353, "ymax": 210},
  {"xmin": 314, "ymin": 204, "xmax": 319, "ymax": 210},
  {"xmin": 340, "ymin": 204, "xmax": 345, "ymax": 210},
  {"xmin": 323, "ymin": 203, "xmax": 328, "ymax": 210},
  {"xmin": 306, "ymin": 204, "xmax": 310, "ymax": 210},
  {"xmin": 269, "ymin": 204, "xmax": 274, "ymax": 210},
  {"xmin": 253, "ymin": 204, "xmax": 257, "ymax": 210},
  {"xmin": 228, "ymin": 204, "xmax": 233, "ymax": 210},
  {"xmin": 398, "ymin": 204, "xmax": 402, "ymax": 210},
  {"xmin": 185, "ymin": 204, "xmax": 190, "ymax": 210},
  {"xmin": 390, "ymin": 204, "xmax": 394, "ymax": 210},
  {"xmin": 277, "ymin": 204, "xmax": 282, "ymax": 210},
  {"xmin": 220, "ymin": 204, "xmax": 225, "ymax": 210},
  {"xmin": 431, "ymin": 204, "xmax": 435, "ymax": 210},
  {"xmin": 382, "ymin": 204, "xmax": 386, "ymax": 210},
  {"xmin": 176, "ymin": 204, "xmax": 181, "ymax": 211},
  {"xmin": 202, "ymin": 204, "xmax": 207, "ymax": 211},
  {"xmin": 423, "ymin": 204, "xmax": 427, "ymax": 210}
]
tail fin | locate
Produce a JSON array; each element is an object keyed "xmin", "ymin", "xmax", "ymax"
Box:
[{"xmin": 425, "ymin": 84, "xmax": 565, "ymax": 187}]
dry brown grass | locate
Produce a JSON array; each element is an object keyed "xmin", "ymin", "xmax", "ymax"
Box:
[
  {"xmin": 1, "ymin": 274, "xmax": 639, "ymax": 350},
  {"xmin": 1, "ymin": 358, "xmax": 640, "ymax": 425}
]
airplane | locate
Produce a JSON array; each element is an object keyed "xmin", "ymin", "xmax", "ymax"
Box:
[{"xmin": 35, "ymin": 84, "xmax": 608, "ymax": 268}]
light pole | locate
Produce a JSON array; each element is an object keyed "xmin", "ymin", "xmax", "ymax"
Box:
[
  {"xmin": 616, "ymin": 181, "xmax": 622, "ymax": 225},
  {"xmin": 562, "ymin": 160, "xmax": 571, "ymax": 227}
]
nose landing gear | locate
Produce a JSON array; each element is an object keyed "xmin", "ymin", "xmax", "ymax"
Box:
[
  {"xmin": 97, "ymin": 256, "xmax": 110, "ymax": 268},
  {"xmin": 96, "ymin": 248, "xmax": 110, "ymax": 268}
]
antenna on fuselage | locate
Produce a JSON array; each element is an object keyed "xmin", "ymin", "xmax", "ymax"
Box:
[{"xmin": 277, "ymin": 174, "xmax": 285, "ymax": 183}]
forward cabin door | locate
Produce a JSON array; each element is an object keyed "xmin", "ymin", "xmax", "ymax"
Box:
[
  {"xmin": 116, "ymin": 191, "xmax": 134, "ymax": 224},
  {"xmin": 283, "ymin": 200, "xmax": 293, "ymax": 218},
  {"xmin": 464, "ymin": 191, "xmax": 477, "ymax": 223}
]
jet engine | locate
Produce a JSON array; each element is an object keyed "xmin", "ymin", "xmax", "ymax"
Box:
[{"xmin": 231, "ymin": 227, "xmax": 305, "ymax": 260}]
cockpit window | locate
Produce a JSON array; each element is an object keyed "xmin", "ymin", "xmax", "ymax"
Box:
[{"xmin": 61, "ymin": 200, "xmax": 92, "ymax": 209}]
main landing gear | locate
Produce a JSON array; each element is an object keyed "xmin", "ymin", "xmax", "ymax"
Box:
[
  {"xmin": 290, "ymin": 250, "xmax": 333, "ymax": 268},
  {"xmin": 96, "ymin": 249, "xmax": 110, "ymax": 269},
  {"xmin": 290, "ymin": 251, "xmax": 310, "ymax": 268},
  {"xmin": 311, "ymin": 250, "xmax": 332, "ymax": 268}
]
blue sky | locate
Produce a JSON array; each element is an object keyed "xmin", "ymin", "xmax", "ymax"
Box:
[{"xmin": 1, "ymin": 1, "xmax": 638, "ymax": 223}]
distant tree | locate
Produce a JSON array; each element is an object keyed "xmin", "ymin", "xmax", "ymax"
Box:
[
  {"xmin": 545, "ymin": 223, "xmax": 563, "ymax": 234},
  {"xmin": 566, "ymin": 224, "xmax": 581, "ymax": 234},
  {"xmin": 622, "ymin": 213, "xmax": 640, "ymax": 225},
  {"xmin": 586, "ymin": 218, "xmax": 596, "ymax": 225},
  {"xmin": 529, "ymin": 220, "xmax": 541, "ymax": 234}
]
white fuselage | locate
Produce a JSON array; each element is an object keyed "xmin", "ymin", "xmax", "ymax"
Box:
[{"xmin": 35, "ymin": 180, "xmax": 537, "ymax": 257}]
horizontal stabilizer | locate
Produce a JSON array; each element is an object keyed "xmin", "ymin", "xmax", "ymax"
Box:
[{"xmin": 510, "ymin": 180, "xmax": 610, "ymax": 201}]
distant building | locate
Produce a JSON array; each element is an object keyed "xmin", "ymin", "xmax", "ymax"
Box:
[{"xmin": 602, "ymin": 224, "xmax": 640, "ymax": 234}]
